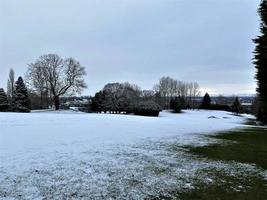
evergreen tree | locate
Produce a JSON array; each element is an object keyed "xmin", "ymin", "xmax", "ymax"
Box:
[
  {"xmin": 0, "ymin": 88, "xmax": 9, "ymax": 112},
  {"xmin": 12, "ymin": 77, "xmax": 31, "ymax": 112},
  {"xmin": 253, "ymin": 0, "xmax": 267, "ymax": 123},
  {"xmin": 200, "ymin": 93, "xmax": 211, "ymax": 109},
  {"xmin": 170, "ymin": 97, "xmax": 186, "ymax": 113},
  {"xmin": 231, "ymin": 97, "xmax": 242, "ymax": 115}
]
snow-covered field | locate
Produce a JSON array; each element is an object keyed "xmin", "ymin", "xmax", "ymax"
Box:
[{"xmin": 0, "ymin": 110, "xmax": 250, "ymax": 199}]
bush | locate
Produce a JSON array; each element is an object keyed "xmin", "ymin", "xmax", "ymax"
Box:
[{"xmin": 134, "ymin": 100, "xmax": 162, "ymax": 117}]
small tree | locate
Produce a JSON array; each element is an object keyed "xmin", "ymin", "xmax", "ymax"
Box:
[
  {"xmin": 231, "ymin": 97, "xmax": 242, "ymax": 115},
  {"xmin": 0, "ymin": 88, "xmax": 9, "ymax": 112},
  {"xmin": 170, "ymin": 97, "xmax": 186, "ymax": 113},
  {"xmin": 12, "ymin": 77, "xmax": 31, "ymax": 112},
  {"xmin": 200, "ymin": 93, "xmax": 211, "ymax": 109}
]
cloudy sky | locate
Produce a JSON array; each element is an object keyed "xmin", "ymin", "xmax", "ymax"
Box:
[{"xmin": 0, "ymin": 0, "xmax": 260, "ymax": 96}]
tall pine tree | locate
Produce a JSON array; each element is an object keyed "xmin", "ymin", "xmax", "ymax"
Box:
[
  {"xmin": 0, "ymin": 88, "xmax": 9, "ymax": 112},
  {"xmin": 253, "ymin": 0, "xmax": 267, "ymax": 123},
  {"xmin": 12, "ymin": 77, "xmax": 31, "ymax": 113},
  {"xmin": 200, "ymin": 92, "xmax": 211, "ymax": 109}
]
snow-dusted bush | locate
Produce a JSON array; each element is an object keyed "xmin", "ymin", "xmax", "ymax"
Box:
[
  {"xmin": 134, "ymin": 100, "xmax": 162, "ymax": 117},
  {"xmin": 91, "ymin": 82, "xmax": 141, "ymax": 113}
]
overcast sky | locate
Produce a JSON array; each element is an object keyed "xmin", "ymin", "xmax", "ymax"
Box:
[{"xmin": 0, "ymin": 0, "xmax": 260, "ymax": 96}]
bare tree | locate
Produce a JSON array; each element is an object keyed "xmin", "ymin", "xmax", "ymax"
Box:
[
  {"xmin": 154, "ymin": 76, "xmax": 175, "ymax": 109},
  {"xmin": 27, "ymin": 54, "xmax": 87, "ymax": 110},
  {"xmin": 154, "ymin": 76, "xmax": 200, "ymax": 109},
  {"xmin": 7, "ymin": 68, "xmax": 15, "ymax": 102},
  {"xmin": 191, "ymin": 82, "xmax": 200, "ymax": 108},
  {"xmin": 26, "ymin": 62, "xmax": 48, "ymax": 108}
]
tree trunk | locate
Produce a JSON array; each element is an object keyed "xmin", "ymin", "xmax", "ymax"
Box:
[
  {"xmin": 54, "ymin": 96, "xmax": 60, "ymax": 110},
  {"xmin": 40, "ymin": 92, "xmax": 43, "ymax": 109}
]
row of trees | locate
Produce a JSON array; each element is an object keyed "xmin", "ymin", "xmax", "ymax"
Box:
[
  {"xmin": 154, "ymin": 76, "xmax": 200, "ymax": 109},
  {"xmin": 90, "ymin": 82, "xmax": 244, "ymax": 117},
  {"xmin": 0, "ymin": 75, "xmax": 30, "ymax": 112},
  {"xmin": 200, "ymin": 92, "xmax": 243, "ymax": 115}
]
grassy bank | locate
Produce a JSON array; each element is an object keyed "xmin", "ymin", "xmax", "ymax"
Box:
[
  {"xmin": 147, "ymin": 168, "xmax": 267, "ymax": 200},
  {"xmin": 188, "ymin": 127, "xmax": 267, "ymax": 169},
  {"xmin": 147, "ymin": 126, "xmax": 267, "ymax": 199},
  {"xmin": 180, "ymin": 126, "xmax": 267, "ymax": 199}
]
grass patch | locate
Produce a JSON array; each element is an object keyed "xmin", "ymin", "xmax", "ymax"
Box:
[
  {"xmin": 146, "ymin": 168, "xmax": 267, "ymax": 200},
  {"xmin": 146, "ymin": 126, "xmax": 267, "ymax": 199},
  {"xmin": 244, "ymin": 118, "xmax": 257, "ymax": 126},
  {"xmin": 188, "ymin": 127, "xmax": 267, "ymax": 169}
]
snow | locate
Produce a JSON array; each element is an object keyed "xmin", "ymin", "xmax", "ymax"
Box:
[{"xmin": 0, "ymin": 110, "xmax": 251, "ymax": 199}]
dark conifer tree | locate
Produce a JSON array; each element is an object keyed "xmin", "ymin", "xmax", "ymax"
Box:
[
  {"xmin": 0, "ymin": 88, "xmax": 9, "ymax": 112},
  {"xmin": 170, "ymin": 97, "xmax": 181, "ymax": 113},
  {"xmin": 170, "ymin": 97, "xmax": 186, "ymax": 113},
  {"xmin": 12, "ymin": 77, "xmax": 31, "ymax": 112},
  {"xmin": 253, "ymin": 0, "xmax": 267, "ymax": 123},
  {"xmin": 231, "ymin": 97, "xmax": 242, "ymax": 115},
  {"xmin": 200, "ymin": 93, "xmax": 211, "ymax": 109}
]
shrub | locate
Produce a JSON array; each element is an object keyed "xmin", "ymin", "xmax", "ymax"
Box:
[
  {"xmin": 134, "ymin": 100, "xmax": 162, "ymax": 117},
  {"xmin": 170, "ymin": 97, "xmax": 185, "ymax": 113},
  {"xmin": 209, "ymin": 104, "xmax": 231, "ymax": 111}
]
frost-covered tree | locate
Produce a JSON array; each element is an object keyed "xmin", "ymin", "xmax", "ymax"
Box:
[
  {"xmin": 27, "ymin": 54, "xmax": 87, "ymax": 110},
  {"xmin": 0, "ymin": 88, "xmax": 9, "ymax": 112},
  {"xmin": 134, "ymin": 100, "xmax": 162, "ymax": 117},
  {"xmin": 200, "ymin": 93, "xmax": 211, "ymax": 109},
  {"xmin": 92, "ymin": 82, "xmax": 141, "ymax": 113},
  {"xmin": 253, "ymin": 0, "xmax": 267, "ymax": 123},
  {"xmin": 12, "ymin": 77, "xmax": 30, "ymax": 112}
]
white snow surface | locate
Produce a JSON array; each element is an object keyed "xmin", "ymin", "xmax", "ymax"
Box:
[{"xmin": 0, "ymin": 110, "xmax": 250, "ymax": 199}]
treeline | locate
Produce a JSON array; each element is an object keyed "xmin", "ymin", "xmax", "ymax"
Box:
[
  {"xmin": 89, "ymin": 77, "xmax": 202, "ymax": 116},
  {"xmin": 154, "ymin": 76, "xmax": 200, "ymax": 109},
  {"xmin": 0, "ymin": 53, "xmax": 246, "ymax": 117},
  {"xmin": 200, "ymin": 92, "xmax": 243, "ymax": 115}
]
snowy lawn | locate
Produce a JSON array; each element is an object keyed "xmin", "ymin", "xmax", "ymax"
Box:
[{"xmin": 0, "ymin": 110, "xmax": 254, "ymax": 199}]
